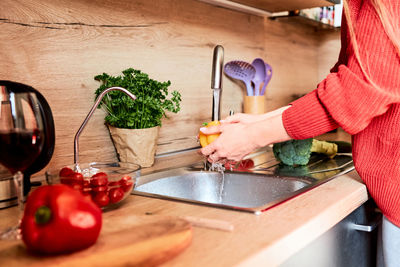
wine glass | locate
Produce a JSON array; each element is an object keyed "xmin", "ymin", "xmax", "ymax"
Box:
[{"xmin": 0, "ymin": 86, "xmax": 45, "ymax": 239}]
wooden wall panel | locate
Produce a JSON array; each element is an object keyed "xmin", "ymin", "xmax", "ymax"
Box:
[
  {"xmin": 0, "ymin": 0, "xmax": 340, "ymax": 172},
  {"xmin": 318, "ymin": 31, "xmax": 341, "ymax": 80}
]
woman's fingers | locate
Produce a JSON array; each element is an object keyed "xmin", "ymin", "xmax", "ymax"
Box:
[
  {"xmin": 201, "ymin": 139, "xmax": 227, "ymax": 161},
  {"xmin": 199, "ymin": 125, "xmax": 221, "ymax": 135},
  {"xmin": 200, "ymin": 141, "xmax": 216, "ymax": 156},
  {"xmin": 200, "ymin": 113, "xmax": 248, "ymax": 135},
  {"xmin": 208, "ymin": 152, "xmax": 220, "ymax": 163}
]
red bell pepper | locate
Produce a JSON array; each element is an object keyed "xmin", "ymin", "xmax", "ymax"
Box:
[{"xmin": 20, "ymin": 184, "xmax": 102, "ymax": 254}]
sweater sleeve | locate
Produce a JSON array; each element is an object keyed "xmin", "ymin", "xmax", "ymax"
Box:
[{"xmin": 283, "ymin": 1, "xmax": 400, "ymax": 140}]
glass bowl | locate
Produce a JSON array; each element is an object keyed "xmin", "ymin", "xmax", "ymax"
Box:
[{"xmin": 45, "ymin": 162, "xmax": 141, "ymax": 209}]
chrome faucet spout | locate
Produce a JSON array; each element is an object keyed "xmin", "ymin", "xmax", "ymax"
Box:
[
  {"xmin": 74, "ymin": 87, "xmax": 136, "ymax": 165},
  {"xmin": 211, "ymin": 45, "xmax": 224, "ymax": 121},
  {"xmin": 212, "ymin": 88, "xmax": 221, "ymax": 121}
]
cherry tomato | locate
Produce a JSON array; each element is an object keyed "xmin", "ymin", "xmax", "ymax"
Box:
[
  {"xmin": 120, "ymin": 175, "xmax": 132, "ymax": 183},
  {"xmin": 224, "ymin": 159, "xmax": 254, "ymax": 172},
  {"xmin": 118, "ymin": 175, "xmax": 134, "ymax": 192},
  {"xmin": 93, "ymin": 192, "xmax": 110, "ymax": 207},
  {"xmin": 70, "ymin": 183, "xmax": 83, "ymax": 192},
  {"xmin": 72, "ymin": 172, "xmax": 84, "ymax": 182},
  {"xmin": 90, "ymin": 172, "xmax": 108, "ymax": 187},
  {"xmin": 241, "ymin": 159, "xmax": 254, "ymax": 169},
  {"xmin": 121, "ymin": 181, "xmax": 134, "ymax": 193},
  {"xmin": 82, "ymin": 186, "xmax": 92, "ymax": 196},
  {"xmin": 92, "ymin": 185, "xmax": 108, "ymax": 193},
  {"xmin": 83, "ymin": 180, "xmax": 90, "ymax": 188},
  {"xmin": 109, "ymin": 188, "xmax": 124, "ymax": 204},
  {"xmin": 108, "ymin": 181, "xmax": 120, "ymax": 187},
  {"xmin": 60, "ymin": 172, "xmax": 84, "ymax": 185},
  {"xmin": 59, "ymin": 167, "xmax": 74, "ymax": 177},
  {"xmin": 121, "ymin": 182, "xmax": 133, "ymax": 193},
  {"xmin": 60, "ymin": 178, "xmax": 70, "ymax": 185}
]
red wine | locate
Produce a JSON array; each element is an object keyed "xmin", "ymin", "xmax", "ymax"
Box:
[{"xmin": 0, "ymin": 129, "xmax": 44, "ymax": 174}]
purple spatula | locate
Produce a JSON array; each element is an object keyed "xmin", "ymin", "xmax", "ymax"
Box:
[
  {"xmin": 260, "ymin": 63, "xmax": 272, "ymax": 96},
  {"xmin": 224, "ymin": 60, "xmax": 255, "ymax": 96},
  {"xmin": 251, "ymin": 58, "xmax": 266, "ymax": 96}
]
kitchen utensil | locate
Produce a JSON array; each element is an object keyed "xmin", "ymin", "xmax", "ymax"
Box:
[
  {"xmin": 251, "ymin": 58, "xmax": 266, "ymax": 96},
  {"xmin": 224, "ymin": 61, "xmax": 255, "ymax": 96},
  {"xmin": 45, "ymin": 162, "xmax": 141, "ymax": 210},
  {"xmin": 0, "ymin": 214, "xmax": 192, "ymax": 266},
  {"xmin": 260, "ymin": 63, "xmax": 272, "ymax": 96},
  {"xmin": 243, "ymin": 95, "xmax": 265, "ymax": 114}
]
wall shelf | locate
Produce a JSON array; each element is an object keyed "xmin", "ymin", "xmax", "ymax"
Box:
[
  {"xmin": 270, "ymin": 11, "xmax": 340, "ymax": 31},
  {"xmin": 229, "ymin": 0, "xmax": 339, "ymax": 12},
  {"xmin": 198, "ymin": 0, "xmax": 340, "ymax": 17}
]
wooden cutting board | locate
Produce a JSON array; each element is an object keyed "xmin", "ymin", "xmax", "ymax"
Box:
[{"xmin": 0, "ymin": 214, "xmax": 192, "ymax": 267}]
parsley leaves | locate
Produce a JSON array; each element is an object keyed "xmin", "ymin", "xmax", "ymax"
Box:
[{"xmin": 94, "ymin": 68, "xmax": 181, "ymax": 129}]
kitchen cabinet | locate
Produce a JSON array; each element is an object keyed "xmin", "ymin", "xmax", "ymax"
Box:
[{"xmin": 281, "ymin": 199, "xmax": 380, "ymax": 267}]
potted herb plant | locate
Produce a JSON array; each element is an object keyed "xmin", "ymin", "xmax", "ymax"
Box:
[{"xmin": 94, "ymin": 68, "xmax": 181, "ymax": 167}]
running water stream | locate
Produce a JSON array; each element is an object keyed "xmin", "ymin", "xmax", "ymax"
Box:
[{"xmin": 206, "ymin": 162, "xmax": 226, "ymax": 203}]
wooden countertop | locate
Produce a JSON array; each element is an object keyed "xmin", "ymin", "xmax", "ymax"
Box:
[{"xmin": 0, "ymin": 145, "xmax": 368, "ymax": 266}]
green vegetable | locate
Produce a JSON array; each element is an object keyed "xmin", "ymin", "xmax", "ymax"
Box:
[
  {"xmin": 273, "ymin": 138, "xmax": 338, "ymax": 166},
  {"xmin": 94, "ymin": 68, "xmax": 181, "ymax": 129}
]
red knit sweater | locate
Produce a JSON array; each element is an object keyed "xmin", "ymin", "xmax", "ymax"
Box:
[{"xmin": 282, "ymin": 0, "xmax": 400, "ymax": 226}]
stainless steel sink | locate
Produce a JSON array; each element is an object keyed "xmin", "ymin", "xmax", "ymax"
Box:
[{"xmin": 133, "ymin": 146, "xmax": 354, "ymax": 214}]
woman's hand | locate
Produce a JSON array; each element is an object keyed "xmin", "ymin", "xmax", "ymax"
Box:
[{"xmin": 199, "ymin": 107, "xmax": 292, "ymax": 162}]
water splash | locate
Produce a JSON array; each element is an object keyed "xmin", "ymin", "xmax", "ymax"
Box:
[{"xmin": 206, "ymin": 162, "xmax": 226, "ymax": 203}]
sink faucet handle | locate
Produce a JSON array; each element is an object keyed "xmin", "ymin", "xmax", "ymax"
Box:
[{"xmin": 211, "ymin": 45, "xmax": 224, "ymax": 90}]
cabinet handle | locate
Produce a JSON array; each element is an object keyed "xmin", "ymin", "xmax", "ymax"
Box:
[{"xmin": 350, "ymin": 214, "xmax": 382, "ymax": 232}]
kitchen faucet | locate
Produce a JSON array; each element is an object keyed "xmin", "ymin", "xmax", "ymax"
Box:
[
  {"xmin": 211, "ymin": 45, "xmax": 224, "ymax": 121},
  {"xmin": 74, "ymin": 87, "xmax": 136, "ymax": 166}
]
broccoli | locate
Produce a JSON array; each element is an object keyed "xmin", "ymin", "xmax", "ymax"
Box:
[{"xmin": 273, "ymin": 138, "xmax": 338, "ymax": 166}]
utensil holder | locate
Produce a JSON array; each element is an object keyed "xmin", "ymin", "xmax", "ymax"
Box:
[{"xmin": 243, "ymin": 96, "xmax": 265, "ymax": 114}]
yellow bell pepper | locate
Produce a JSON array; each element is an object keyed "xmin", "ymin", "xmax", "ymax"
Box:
[{"xmin": 199, "ymin": 121, "xmax": 220, "ymax": 147}]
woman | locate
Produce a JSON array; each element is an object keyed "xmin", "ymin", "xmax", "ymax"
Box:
[{"xmin": 200, "ymin": 0, "xmax": 400, "ymax": 266}]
